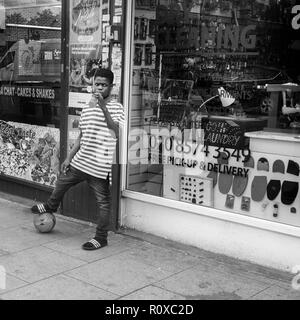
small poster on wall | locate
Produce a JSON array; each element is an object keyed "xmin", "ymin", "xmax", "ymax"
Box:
[
  {"xmin": 111, "ymin": 44, "xmax": 122, "ymax": 98},
  {"xmin": 69, "ymin": 0, "xmax": 102, "ymax": 100},
  {"xmin": 0, "ymin": 121, "xmax": 60, "ymax": 187},
  {"xmin": 70, "ymin": 0, "xmax": 102, "ymax": 43},
  {"xmin": 69, "ymin": 43, "xmax": 102, "ymax": 91},
  {"xmin": 18, "ymin": 41, "xmax": 42, "ymax": 76}
]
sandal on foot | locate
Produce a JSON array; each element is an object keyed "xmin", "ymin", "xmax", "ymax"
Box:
[
  {"xmin": 82, "ymin": 238, "xmax": 107, "ymax": 251},
  {"xmin": 31, "ymin": 203, "xmax": 54, "ymax": 214}
]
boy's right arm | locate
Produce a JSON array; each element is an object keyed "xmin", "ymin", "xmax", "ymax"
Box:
[{"xmin": 61, "ymin": 130, "xmax": 82, "ymax": 174}]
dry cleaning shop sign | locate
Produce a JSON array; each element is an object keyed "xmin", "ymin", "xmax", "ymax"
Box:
[
  {"xmin": 202, "ymin": 118, "xmax": 246, "ymax": 149},
  {"xmin": 0, "ymin": 85, "xmax": 56, "ymax": 99}
]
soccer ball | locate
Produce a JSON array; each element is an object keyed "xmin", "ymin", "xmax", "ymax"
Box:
[{"xmin": 33, "ymin": 213, "xmax": 56, "ymax": 233}]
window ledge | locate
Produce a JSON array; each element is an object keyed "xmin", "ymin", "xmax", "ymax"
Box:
[{"xmin": 122, "ymin": 190, "xmax": 300, "ymax": 238}]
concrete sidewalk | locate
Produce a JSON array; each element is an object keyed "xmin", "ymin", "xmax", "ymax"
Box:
[{"xmin": 0, "ymin": 193, "xmax": 299, "ymax": 300}]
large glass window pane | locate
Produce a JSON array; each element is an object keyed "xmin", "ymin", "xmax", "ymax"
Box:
[
  {"xmin": 0, "ymin": 0, "xmax": 62, "ymax": 186},
  {"xmin": 127, "ymin": 0, "xmax": 300, "ymax": 227},
  {"xmin": 67, "ymin": 0, "xmax": 124, "ymax": 153}
]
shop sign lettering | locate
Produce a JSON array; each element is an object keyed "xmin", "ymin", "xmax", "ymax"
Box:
[
  {"xmin": 128, "ymin": 128, "xmax": 251, "ymax": 171},
  {"xmin": 202, "ymin": 119, "xmax": 246, "ymax": 149},
  {"xmin": 128, "ymin": 127, "xmax": 203, "ymax": 165},
  {"xmin": 206, "ymin": 162, "xmax": 249, "ymax": 178},
  {"xmin": 292, "ymin": 5, "xmax": 300, "ymax": 30},
  {"xmin": 201, "ymin": 25, "xmax": 257, "ymax": 50},
  {"xmin": 146, "ymin": 153, "xmax": 249, "ymax": 178},
  {"xmin": 0, "ymin": 121, "xmax": 36, "ymax": 140},
  {"xmin": 205, "ymin": 132, "xmax": 241, "ymax": 148},
  {"xmin": 0, "ymin": 85, "xmax": 56, "ymax": 99}
]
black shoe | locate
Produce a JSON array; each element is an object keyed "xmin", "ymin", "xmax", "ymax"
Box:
[
  {"xmin": 82, "ymin": 238, "xmax": 107, "ymax": 251},
  {"xmin": 31, "ymin": 203, "xmax": 54, "ymax": 214}
]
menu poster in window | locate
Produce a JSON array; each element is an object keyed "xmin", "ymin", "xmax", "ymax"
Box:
[
  {"xmin": 0, "ymin": 121, "xmax": 60, "ymax": 186},
  {"xmin": 70, "ymin": 0, "xmax": 102, "ymax": 43},
  {"xmin": 69, "ymin": 91, "xmax": 91, "ymax": 109},
  {"xmin": 70, "ymin": 43, "xmax": 101, "ymax": 92},
  {"xmin": 18, "ymin": 41, "xmax": 42, "ymax": 76}
]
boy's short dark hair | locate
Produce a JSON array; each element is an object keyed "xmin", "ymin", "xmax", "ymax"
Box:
[{"xmin": 93, "ymin": 68, "xmax": 114, "ymax": 84}]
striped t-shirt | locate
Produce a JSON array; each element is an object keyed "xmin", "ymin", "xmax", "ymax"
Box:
[{"xmin": 71, "ymin": 98, "xmax": 124, "ymax": 181}]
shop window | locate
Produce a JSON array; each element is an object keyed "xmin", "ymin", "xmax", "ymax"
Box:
[
  {"xmin": 127, "ymin": 0, "xmax": 300, "ymax": 227},
  {"xmin": 0, "ymin": 2, "xmax": 62, "ymax": 187},
  {"xmin": 67, "ymin": 0, "xmax": 124, "ymax": 158}
]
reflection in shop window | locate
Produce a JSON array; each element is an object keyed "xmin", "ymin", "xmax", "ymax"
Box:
[
  {"xmin": 0, "ymin": 1, "xmax": 62, "ymax": 186},
  {"xmin": 127, "ymin": 0, "xmax": 300, "ymax": 227}
]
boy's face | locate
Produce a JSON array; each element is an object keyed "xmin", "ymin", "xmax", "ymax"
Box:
[{"xmin": 93, "ymin": 76, "xmax": 112, "ymax": 99}]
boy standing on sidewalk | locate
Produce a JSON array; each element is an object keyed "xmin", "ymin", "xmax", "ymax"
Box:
[{"xmin": 31, "ymin": 68, "xmax": 124, "ymax": 251}]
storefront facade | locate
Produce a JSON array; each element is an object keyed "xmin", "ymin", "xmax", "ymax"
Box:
[
  {"xmin": 0, "ymin": 1, "xmax": 62, "ymax": 202},
  {"xmin": 121, "ymin": 0, "xmax": 300, "ymax": 272},
  {"xmin": 0, "ymin": 0, "xmax": 299, "ymax": 271},
  {"xmin": 0, "ymin": 0, "xmax": 124, "ymax": 227}
]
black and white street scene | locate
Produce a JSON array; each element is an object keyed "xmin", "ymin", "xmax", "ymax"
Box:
[{"xmin": 0, "ymin": 0, "xmax": 299, "ymax": 305}]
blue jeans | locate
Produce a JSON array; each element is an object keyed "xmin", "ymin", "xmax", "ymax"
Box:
[{"xmin": 47, "ymin": 165, "xmax": 111, "ymax": 241}]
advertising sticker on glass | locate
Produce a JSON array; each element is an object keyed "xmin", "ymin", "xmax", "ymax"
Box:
[
  {"xmin": 69, "ymin": 1, "xmax": 102, "ymax": 96},
  {"xmin": 0, "ymin": 121, "xmax": 60, "ymax": 187},
  {"xmin": 71, "ymin": 0, "xmax": 102, "ymax": 43}
]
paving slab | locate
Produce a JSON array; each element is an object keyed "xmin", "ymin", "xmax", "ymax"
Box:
[
  {"xmin": 43, "ymin": 230, "xmax": 144, "ymax": 263},
  {"xmin": 0, "ymin": 211, "xmax": 32, "ymax": 230},
  {"xmin": 0, "ymin": 219, "xmax": 93, "ymax": 254},
  {"xmin": 0, "ymin": 225, "xmax": 52, "ymax": 253},
  {"xmin": 120, "ymin": 285, "xmax": 186, "ymax": 300},
  {"xmin": 0, "ymin": 195, "xmax": 297, "ymax": 301},
  {"xmin": 250, "ymin": 284, "xmax": 300, "ymax": 300},
  {"xmin": 0, "ymin": 274, "xmax": 118, "ymax": 300},
  {"xmin": 212, "ymin": 259, "xmax": 294, "ymax": 286},
  {"xmin": 0, "ymin": 274, "xmax": 28, "ymax": 296},
  {"xmin": 0, "ymin": 246, "xmax": 86, "ymax": 283},
  {"xmin": 155, "ymin": 264, "xmax": 271, "ymax": 300},
  {"xmin": 67, "ymin": 252, "xmax": 172, "ymax": 296},
  {"xmin": 117, "ymin": 242, "xmax": 204, "ymax": 274}
]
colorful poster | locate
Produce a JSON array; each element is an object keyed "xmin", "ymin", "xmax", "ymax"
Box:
[
  {"xmin": 70, "ymin": 43, "xmax": 101, "ymax": 91},
  {"xmin": 69, "ymin": 1, "xmax": 102, "ymax": 95},
  {"xmin": 0, "ymin": 121, "xmax": 60, "ymax": 186},
  {"xmin": 70, "ymin": 0, "xmax": 102, "ymax": 43},
  {"xmin": 18, "ymin": 41, "xmax": 42, "ymax": 76}
]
